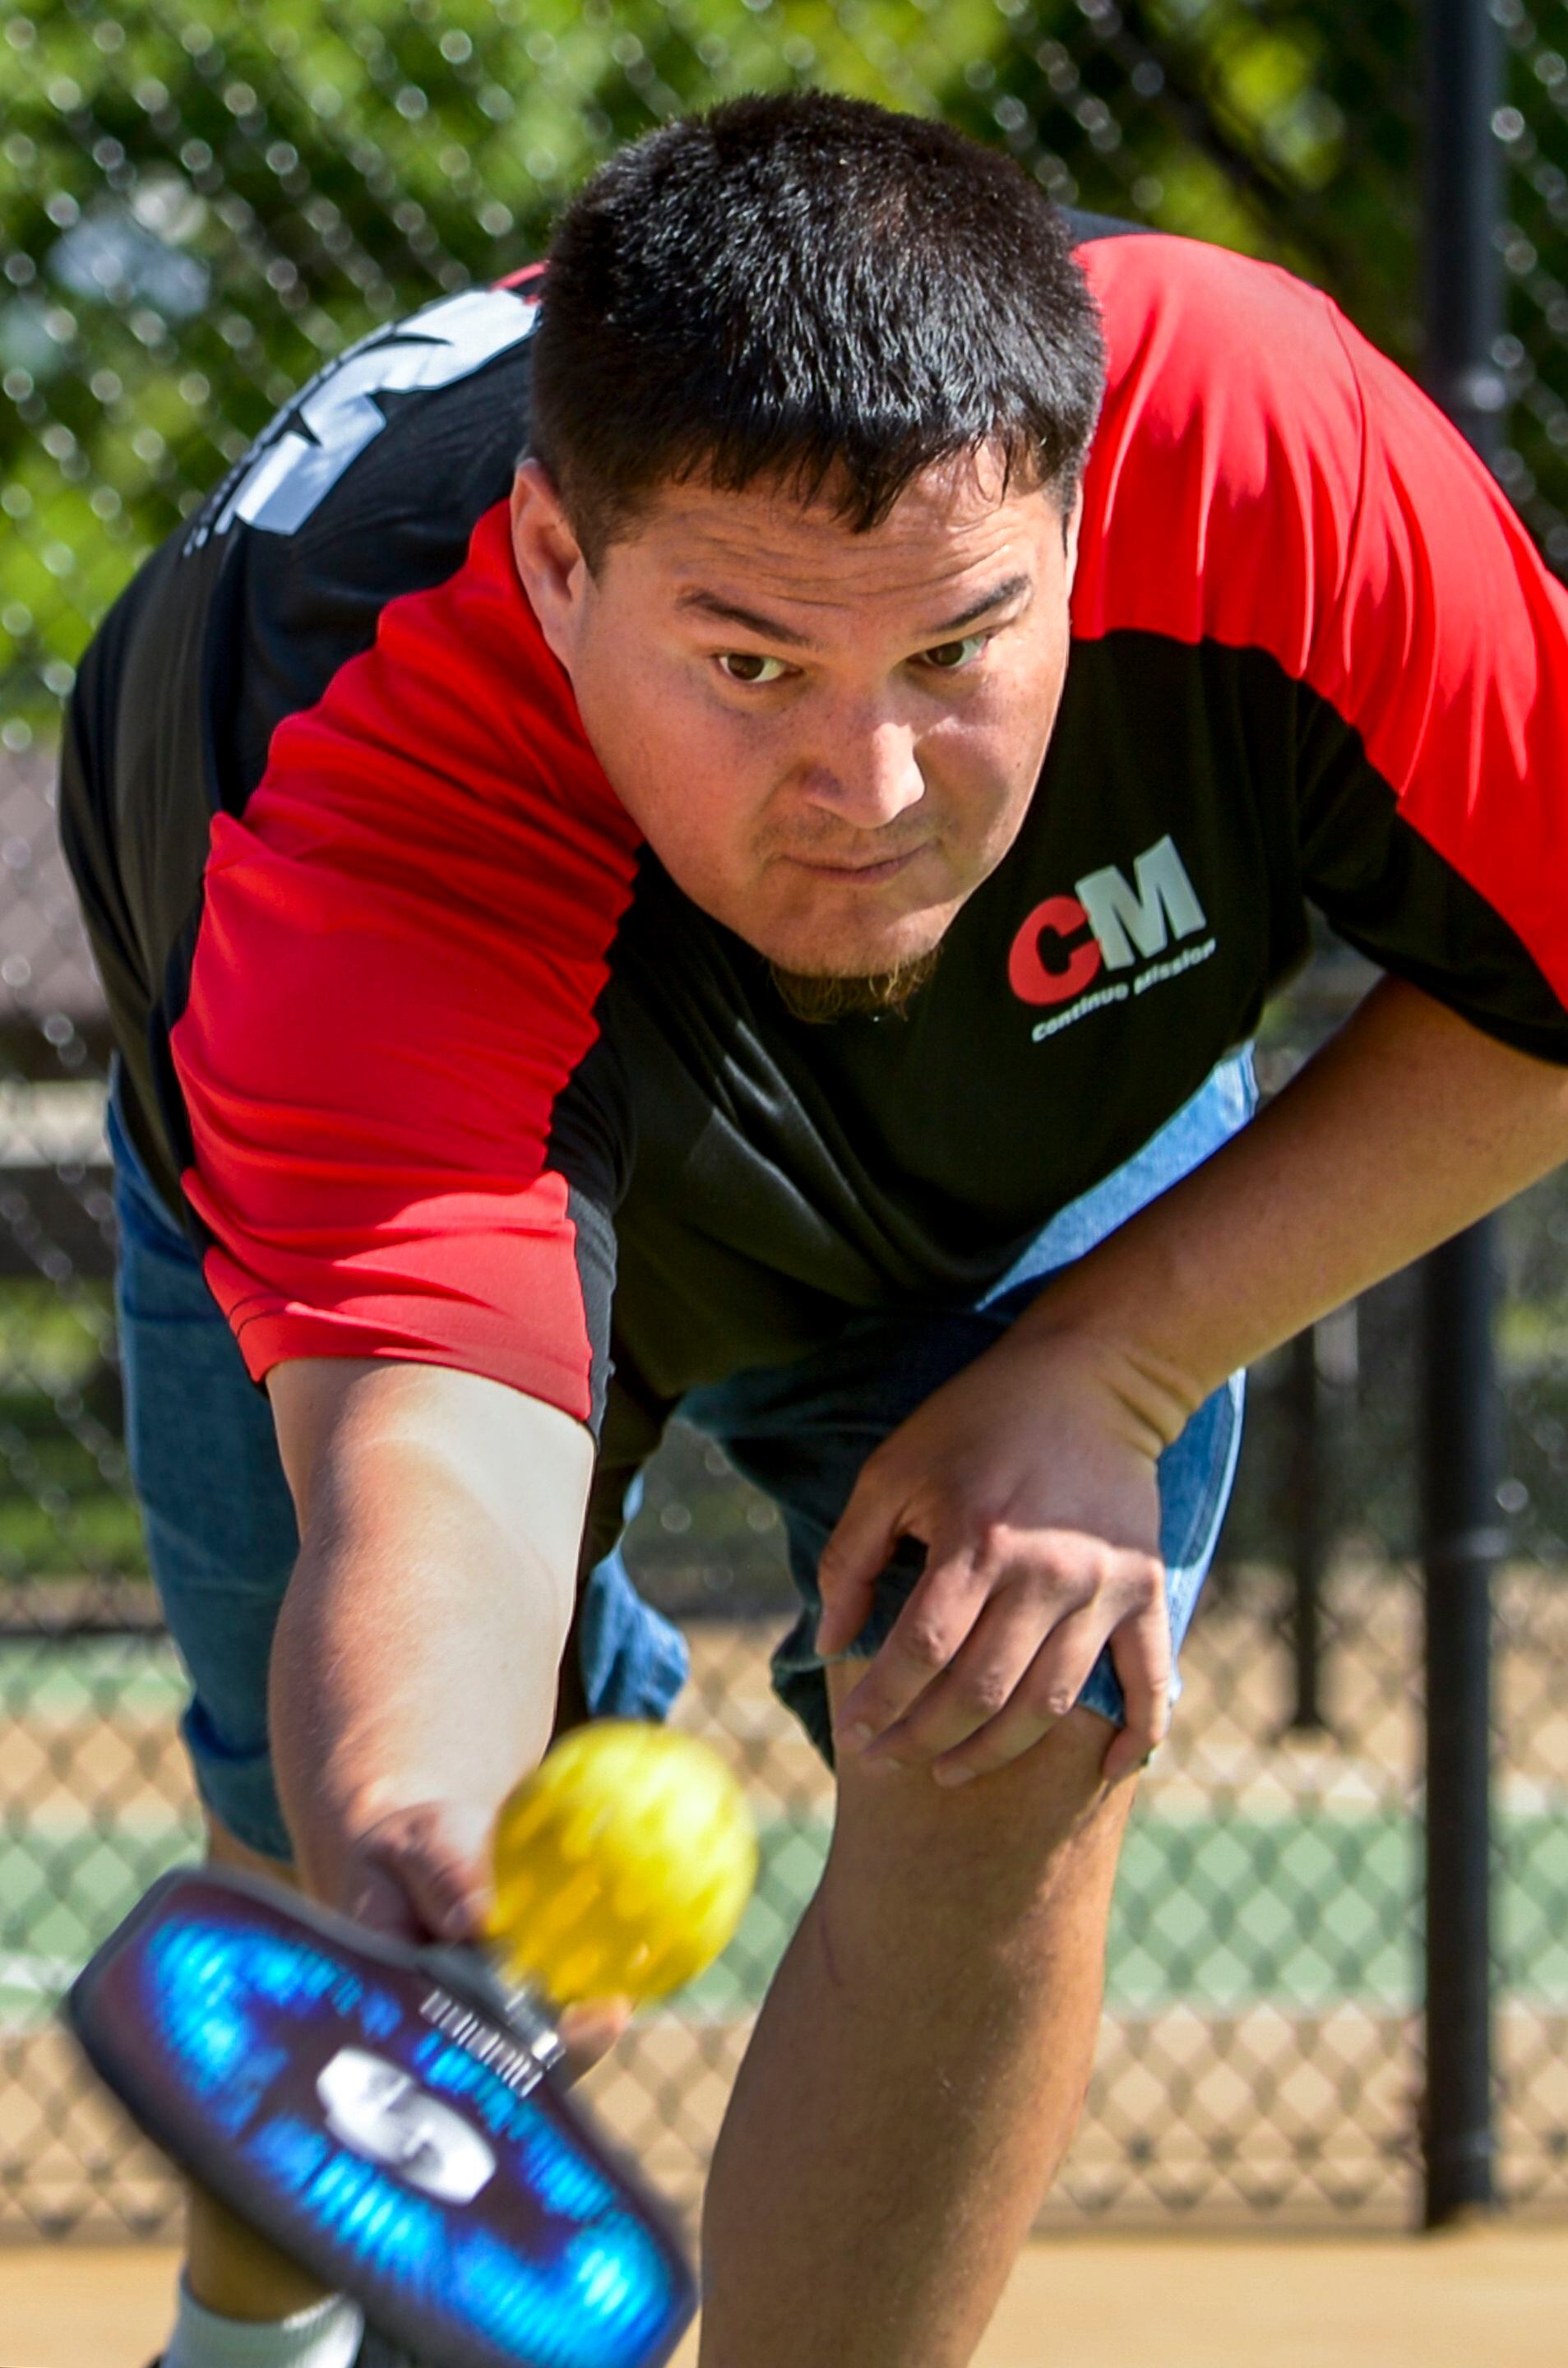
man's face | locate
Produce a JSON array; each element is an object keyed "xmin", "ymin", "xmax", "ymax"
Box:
[{"xmin": 511, "ymin": 452, "xmax": 1080, "ymax": 986}]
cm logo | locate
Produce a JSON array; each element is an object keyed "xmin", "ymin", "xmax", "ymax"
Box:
[{"xmin": 1008, "ymin": 835, "xmax": 1207, "ymax": 1006}]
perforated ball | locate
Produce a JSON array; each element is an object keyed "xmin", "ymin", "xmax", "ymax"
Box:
[{"xmin": 486, "ymin": 1721, "xmax": 758, "ymax": 2004}]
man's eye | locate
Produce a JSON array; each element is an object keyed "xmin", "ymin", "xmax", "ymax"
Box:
[
  {"xmin": 918, "ymin": 634, "xmax": 988, "ymax": 673},
  {"xmin": 716, "ymin": 651, "xmax": 788, "ymax": 685}
]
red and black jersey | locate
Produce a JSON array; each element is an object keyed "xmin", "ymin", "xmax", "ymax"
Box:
[{"xmin": 60, "ymin": 222, "xmax": 1568, "ymax": 1484}]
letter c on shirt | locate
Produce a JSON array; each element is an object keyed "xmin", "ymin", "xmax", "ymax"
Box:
[{"xmin": 1007, "ymin": 896, "xmax": 1104, "ymax": 1006}]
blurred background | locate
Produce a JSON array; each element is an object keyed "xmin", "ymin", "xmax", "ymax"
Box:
[{"xmin": 4, "ymin": 0, "xmax": 1568, "ymax": 2250}]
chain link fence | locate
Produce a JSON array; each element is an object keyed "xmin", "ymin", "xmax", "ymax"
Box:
[{"xmin": 4, "ymin": 0, "xmax": 1568, "ymax": 2242}]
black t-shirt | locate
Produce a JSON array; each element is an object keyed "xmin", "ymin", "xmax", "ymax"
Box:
[{"xmin": 60, "ymin": 223, "xmax": 1568, "ymax": 1505}]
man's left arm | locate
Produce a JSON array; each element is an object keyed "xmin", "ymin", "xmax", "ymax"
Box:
[{"xmin": 818, "ymin": 975, "xmax": 1568, "ymax": 1783}]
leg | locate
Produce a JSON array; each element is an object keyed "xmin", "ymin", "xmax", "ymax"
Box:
[
  {"xmin": 186, "ymin": 1819, "xmax": 331, "ymax": 2322},
  {"xmin": 697, "ymin": 1670, "xmax": 1136, "ymax": 2368},
  {"xmin": 681, "ymin": 1181, "xmax": 1242, "ymax": 2365}
]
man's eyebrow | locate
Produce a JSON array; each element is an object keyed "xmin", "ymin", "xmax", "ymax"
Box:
[
  {"xmin": 675, "ymin": 590, "xmax": 816, "ymax": 648},
  {"xmin": 927, "ymin": 574, "xmax": 1034, "ymax": 638},
  {"xmin": 673, "ymin": 573, "xmax": 1034, "ymax": 651}
]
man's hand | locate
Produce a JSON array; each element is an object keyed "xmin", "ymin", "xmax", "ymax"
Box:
[
  {"xmin": 339, "ymin": 1796, "xmax": 496, "ymax": 1948},
  {"xmin": 340, "ymin": 1793, "xmax": 631, "ymax": 2079},
  {"xmin": 816, "ymin": 978, "xmax": 1568, "ymax": 1797},
  {"xmin": 816, "ymin": 1327, "xmax": 1184, "ymax": 1788}
]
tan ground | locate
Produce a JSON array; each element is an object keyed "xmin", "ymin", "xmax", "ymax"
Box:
[{"xmin": 5, "ymin": 2225, "xmax": 1568, "ymax": 2368}]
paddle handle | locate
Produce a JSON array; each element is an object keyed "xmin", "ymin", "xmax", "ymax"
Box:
[{"xmin": 414, "ymin": 1944, "xmax": 569, "ymax": 2077}]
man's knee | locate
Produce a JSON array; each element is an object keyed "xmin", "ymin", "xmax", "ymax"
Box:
[{"xmin": 819, "ymin": 1665, "xmax": 1136, "ymax": 1971}]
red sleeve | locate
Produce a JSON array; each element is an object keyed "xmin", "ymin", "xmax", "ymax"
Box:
[
  {"xmin": 1311, "ymin": 308, "xmax": 1568, "ymax": 1015},
  {"xmin": 170, "ymin": 502, "xmax": 642, "ymax": 1420},
  {"xmin": 1075, "ymin": 234, "xmax": 1568, "ymax": 1049},
  {"xmin": 1073, "ymin": 235, "xmax": 1366, "ymax": 675}
]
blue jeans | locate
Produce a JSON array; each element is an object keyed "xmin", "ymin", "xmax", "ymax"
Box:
[{"xmin": 109, "ymin": 1052, "xmax": 1253, "ymax": 1862}]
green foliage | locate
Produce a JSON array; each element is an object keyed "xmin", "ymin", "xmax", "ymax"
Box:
[
  {"xmin": 0, "ymin": 0, "xmax": 1020, "ymax": 713},
  {"xmin": 941, "ymin": 0, "xmax": 1421, "ymax": 346},
  {"xmin": 3, "ymin": 0, "xmax": 1568, "ymax": 737},
  {"xmin": 0, "ymin": 1281, "xmax": 143, "ymax": 1580}
]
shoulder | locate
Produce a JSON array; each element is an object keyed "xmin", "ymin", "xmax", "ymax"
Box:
[
  {"xmin": 1076, "ymin": 227, "xmax": 1363, "ymax": 447},
  {"xmin": 188, "ymin": 283, "xmax": 542, "ymax": 554},
  {"xmin": 1070, "ymin": 230, "xmax": 1366, "ymax": 666},
  {"xmin": 250, "ymin": 502, "xmax": 642, "ymax": 939}
]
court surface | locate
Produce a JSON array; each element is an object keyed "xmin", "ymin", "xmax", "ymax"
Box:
[{"xmin": 7, "ymin": 2224, "xmax": 1568, "ymax": 2368}]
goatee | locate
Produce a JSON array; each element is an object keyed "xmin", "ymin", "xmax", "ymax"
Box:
[{"xmin": 768, "ymin": 944, "xmax": 942, "ymax": 1024}]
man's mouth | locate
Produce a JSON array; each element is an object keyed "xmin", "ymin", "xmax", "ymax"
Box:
[{"xmin": 779, "ymin": 844, "xmax": 928, "ymax": 881}]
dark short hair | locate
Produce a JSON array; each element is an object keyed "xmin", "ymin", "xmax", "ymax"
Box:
[{"xmin": 528, "ymin": 92, "xmax": 1106, "ymax": 564}]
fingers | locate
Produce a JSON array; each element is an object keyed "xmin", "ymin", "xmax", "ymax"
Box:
[
  {"xmin": 863, "ymin": 1596, "xmax": 1110, "ymax": 1778},
  {"xmin": 830, "ymin": 1530, "xmax": 987, "ymax": 1745},
  {"xmin": 815, "ymin": 1460, "xmax": 905, "ymax": 1658},
  {"xmin": 556, "ymin": 1995, "xmax": 634, "ymax": 2086},
  {"xmin": 1099, "ymin": 1593, "xmax": 1174, "ymax": 1783},
  {"xmin": 836, "ymin": 1543, "xmax": 1168, "ymax": 1786},
  {"xmin": 345, "ymin": 1801, "xmax": 493, "ymax": 1945}
]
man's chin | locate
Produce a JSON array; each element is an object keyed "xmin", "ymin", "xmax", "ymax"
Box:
[{"xmin": 767, "ymin": 942, "xmax": 943, "ymax": 1024}]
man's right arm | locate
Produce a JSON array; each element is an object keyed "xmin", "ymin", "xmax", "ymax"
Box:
[{"xmin": 264, "ymin": 1357, "xmax": 594, "ymax": 1942}]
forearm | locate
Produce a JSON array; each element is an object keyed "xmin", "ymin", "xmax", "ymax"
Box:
[
  {"xmin": 265, "ymin": 1359, "xmax": 590, "ymax": 1906},
  {"xmin": 1023, "ymin": 976, "xmax": 1568, "ymax": 1442},
  {"xmin": 270, "ymin": 1503, "xmax": 565, "ymax": 1906}
]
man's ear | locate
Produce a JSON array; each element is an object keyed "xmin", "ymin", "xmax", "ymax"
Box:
[
  {"xmin": 510, "ymin": 460, "xmax": 590, "ymax": 673},
  {"xmin": 1062, "ymin": 485, "xmax": 1085, "ymax": 594}
]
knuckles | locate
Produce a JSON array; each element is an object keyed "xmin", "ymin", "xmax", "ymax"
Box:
[
  {"xmin": 955, "ymin": 1668, "xmax": 1015, "ymax": 1722},
  {"xmin": 363, "ymin": 1804, "xmax": 478, "ymax": 1894},
  {"xmin": 971, "ymin": 1518, "xmax": 1030, "ymax": 1573},
  {"xmin": 969, "ymin": 1524, "xmax": 1149, "ymax": 1612},
  {"xmin": 1034, "ymin": 1686, "xmax": 1080, "ymax": 1722},
  {"xmin": 1127, "ymin": 1556, "xmax": 1165, "ymax": 1609},
  {"xmin": 896, "ymin": 1616, "xmax": 960, "ymax": 1672}
]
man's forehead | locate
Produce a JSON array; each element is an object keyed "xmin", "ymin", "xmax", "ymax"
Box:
[
  {"xmin": 674, "ymin": 573, "xmax": 1035, "ymax": 654},
  {"xmin": 612, "ymin": 454, "xmax": 1061, "ymax": 614}
]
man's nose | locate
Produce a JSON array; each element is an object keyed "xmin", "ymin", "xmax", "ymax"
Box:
[{"xmin": 798, "ymin": 717, "xmax": 926, "ymax": 829}]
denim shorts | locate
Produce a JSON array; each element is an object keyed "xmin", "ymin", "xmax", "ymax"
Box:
[{"xmin": 109, "ymin": 1052, "xmax": 1253, "ymax": 1864}]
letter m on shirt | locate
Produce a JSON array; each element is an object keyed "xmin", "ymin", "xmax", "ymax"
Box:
[{"xmin": 1073, "ymin": 836, "xmax": 1208, "ymax": 970}]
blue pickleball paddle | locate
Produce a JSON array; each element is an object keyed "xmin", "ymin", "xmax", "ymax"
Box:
[{"xmin": 67, "ymin": 1866, "xmax": 697, "ymax": 2368}]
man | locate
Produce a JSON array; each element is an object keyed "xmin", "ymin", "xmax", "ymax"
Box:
[{"xmin": 62, "ymin": 89, "xmax": 1568, "ymax": 2368}]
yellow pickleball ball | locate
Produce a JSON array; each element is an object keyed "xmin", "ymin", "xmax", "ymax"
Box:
[{"xmin": 485, "ymin": 1722, "xmax": 758, "ymax": 2005}]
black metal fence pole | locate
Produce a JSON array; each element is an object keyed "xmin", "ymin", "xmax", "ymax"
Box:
[
  {"xmin": 1422, "ymin": 1228, "xmax": 1504, "ymax": 2224},
  {"xmin": 1420, "ymin": 0, "xmax": 1507, "ymax": 2230}
]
